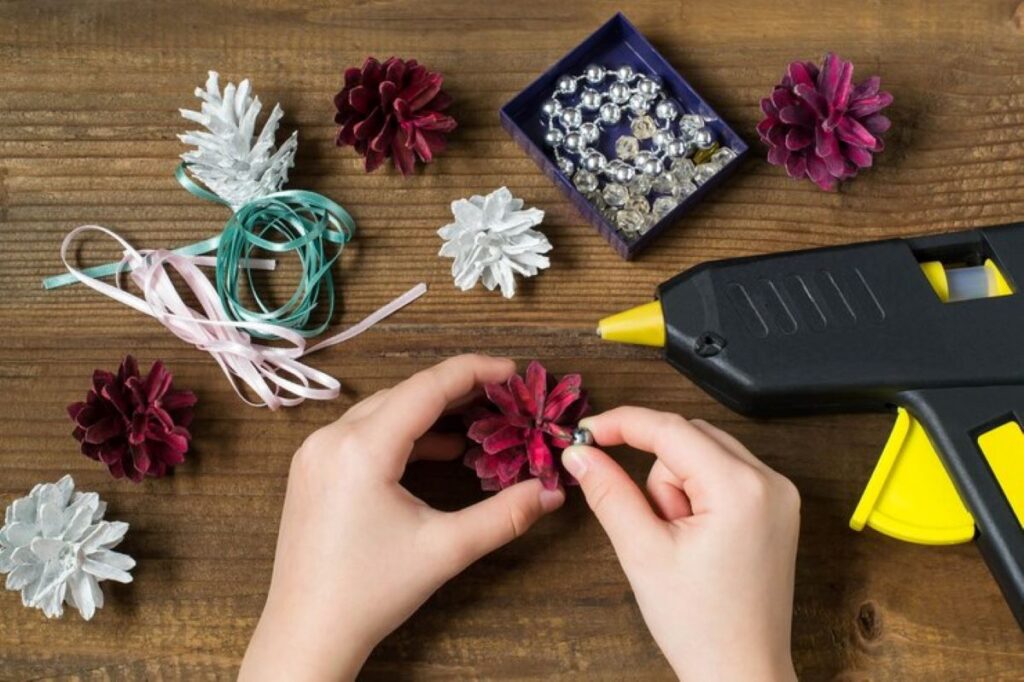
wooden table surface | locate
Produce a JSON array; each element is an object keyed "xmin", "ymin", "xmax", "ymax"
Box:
[{"xmin": 3, "ymin": 0, "xmax": 1024, "ymax": 679}]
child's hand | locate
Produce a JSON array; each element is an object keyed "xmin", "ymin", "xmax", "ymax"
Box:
[
  {"xmin": 239, "ymin": 355, "xmax": 565, "ymax": 681},
  {"xmin": 562, "ymin": 407, "xmax": 800, "ymax": 682}
]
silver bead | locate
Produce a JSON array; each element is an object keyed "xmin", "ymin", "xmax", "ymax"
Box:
[
  {"xmin": 541, "ymin": 98, "xmax": 563, "ymax": 118},
  {"xmin": 615, "ymin": 65, "xmax": 635, "ymax": 81},
  {"xmin": 598, "ymin": 102, "xmax": 622, "ymax": 125},
  {"xmin": 583, "ymin": 64, "xmax": 606, "ymax": 84},
  {"xmin": 563, "ymin": 131, "xmax": 584, "ymax": 152},
  {"xmin": 655, "ymin": 100, "xmax": 679, "ymax": 121},
  {"xmin": 608, "ymin": 82, "xmax": 631, "ymax": 105},
  {"xmin": 611, "ymin": 162, "xmax": 635, "ymax": 184},
  {"xmin": 559, "ymin": 107, "xmax": 583, "ymax": 130},
  {"xmin": 557, "ymin": 156, "xmax": 575, "ymax": 175},
  {"xmin": 557, "ymin": 75, "xmax": 578, "ymax": 95},
  {"xmin": 652, "ymin": 129, "xmax": 674, "ymax": 149},
  {"xmin": 580, "ymin": 88, "xmax": 603, "ymax": 111},
  {"xmin": 693, "ymin": 128, "xmax": 714, "ymax": 149},
  {"xmin": 628, "ymin": 94, "xmax": 650, "ymax": 115},
  {"xmin": 571, "ymin": 428, "xmax": 594, "ymax": 446},
  {"xmin": 579, "ymin": 121, "xmax": 600, "ymax": 144},
  {"xmin": 633, "ymin": 151, "xmax": 661, "ymax": 175},
  {"xmin": 543, "ymin": 128, "xmax": 564, "ymax": 147},
  {"xmin": 637, "ymin": 77, "xmax": 661, "ymax": 97},
  {"xmin": 666, "ymin": 139, "xmax": 691, "ymax": 158},
  {"xmin": 583, "ymin": 150, "xmax": 607, "ymax": 172}
]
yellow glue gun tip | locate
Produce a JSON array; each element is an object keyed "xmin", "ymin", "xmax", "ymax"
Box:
[{"xmin": 597, "ymin": 300, "xmax": 666, "ymax": 347}]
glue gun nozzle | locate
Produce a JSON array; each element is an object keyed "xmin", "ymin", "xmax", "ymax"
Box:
[{"xmin": 596, "ymin": 300, "xmax": 666, "ymax": 348}]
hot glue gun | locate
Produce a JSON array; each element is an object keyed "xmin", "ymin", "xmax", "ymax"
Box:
[{"xmin": 598, "ymin": 223, "xmax": 1024, "ymax": 628}]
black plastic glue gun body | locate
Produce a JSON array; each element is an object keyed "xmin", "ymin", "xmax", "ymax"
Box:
[{"xmin": 657, "ymin": 223, "xmax": 1024, "ymax": 628}]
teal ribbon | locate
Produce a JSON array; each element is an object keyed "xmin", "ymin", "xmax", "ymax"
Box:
[{"xmin": 44, "ymin": 164, "xmax": 356, "ymax": 340}]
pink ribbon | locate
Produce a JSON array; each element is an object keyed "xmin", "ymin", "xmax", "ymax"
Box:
[{"xmin": 58, "ymin": 225, "xmax": 427, "ymax": 410}]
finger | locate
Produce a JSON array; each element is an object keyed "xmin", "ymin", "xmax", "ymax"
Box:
[
  {"xmin": 646, "ymin": 459, "xmax": 692, "ymax": 521},
  {"xmin": 561, "ymin": 444, "xmax": 667, "ymax": 558},
  {"xmin": 580, "ymin": 406, "xmax": 743, "ymax": 488},
  {"xmin": 432, "ymin": 478, "xmax": 564, "ymax": 571},
  {"xmin": 409, "ymin": 431, "xmax": 466, "ymax": 462},
  {"xmin": 338, "ymin": 388, "xmax": 390, "ymax": 423},
  {"xmin": 689, "ymin": 419, "xmax": 767, "ymax": 470},
  {"xmin": 369, "ymin": 354, "xmax": 516, "ymax": 449}
]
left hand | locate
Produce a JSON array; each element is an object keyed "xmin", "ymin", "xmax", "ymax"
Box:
[{"xmin": 239, "ymin": 354, "xmax": 566, "ymax": 682}]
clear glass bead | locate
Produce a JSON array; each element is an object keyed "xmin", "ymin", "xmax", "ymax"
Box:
[
  {"xmin": 712, "ymin": 147, "xmax": 737, "ymax": 165},
  {"xmin": 616, "ymin": 208, "xmax": 645, "ymax": 234},
  {"xmin": 628, "ymin": 173, "xmax": 653, "ymax": 196},
  {"xmin": 615, "ymin": 135, "xmax": 640, "ymax": 161},
  {"xmin": 692, "ymin": 163, "xmax": 717, "ymax": 185},
  {"xmin": 602, "ymin": 183, "xmax": 629, "ymax": 207},
  {"xmin": 670, "ymin": 157, "xmax": 696, "ymax": 182},
  {"xmin": 652, "ymin": 195, "xmax": 678, "ymax": 221},
  {"xmin": 631, "ymin": 115, "xmax": 657, "ymax": 140},
  {"xmin": 573, "ymin": 169, "xmax": 598, "ymax": 193},
  {"xmin": 652, "ymin": 172, "xmax": 678, "ymax": 196},
  {"xmin": 627, "ymin": 194, "xmax": 650, "ymax": 214},
  {"xmin": 677, "ymin": 180, "xmax": 697, "ymax": 197}
]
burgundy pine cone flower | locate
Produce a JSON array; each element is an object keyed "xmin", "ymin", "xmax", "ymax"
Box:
[
  {"xmin": 67, "ymin": 356, "xmax": 197, "ymax": 482},
  {"xmin": 465, "ymin": 361, "xmax": 589, "ymax": 491},
  {"xmin": 334, "ymin": 56, "xmax": 457, "ymax": 175},
  {"xmin": 757, "ymin": 52, "xmax": 893, "ymax": 191}
]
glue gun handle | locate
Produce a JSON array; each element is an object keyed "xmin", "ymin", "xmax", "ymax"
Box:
[{"xmin": 900, "ymin": 386, "xmax": 1024, "ymax": 630}]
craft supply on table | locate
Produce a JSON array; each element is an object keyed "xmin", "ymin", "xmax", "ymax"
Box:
[
  {"xmin": 757, "ymin": 52, "xmax": 893, "ymax": 191},
  {"xmin": 438, "ymin": 186, "xmax": 550, "ymax": 298},
  {"xmin": 595, "ymin": 222, "xmax": 1024, "ymax": 629},
  {"xmin": 464, "ymin": 361, "xmax": 590, "ymax": 491},
  {"xmin": 68, "ymin": 355, "xmax": 196, "ymax": 482},
  {"xmin": 43, "ymin": 71, "xmax": 427, "ymax": 410},
  {"xmin": 334, "ymin": 56, "xmax": 457, "ymax": 175},
  {"xmin": 501, "ymin": 12, "xmax": 747, "ymax": 259},
  {"xmin": 0, "ymin": 476, "xmax": 134, "ymax": 621}
]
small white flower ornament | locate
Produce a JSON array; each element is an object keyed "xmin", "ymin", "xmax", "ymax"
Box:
[
  {"xmin": 438, "ymin": 187, "xmax": 551, "ymax": 299},
  {"xmin": 0, "ymin": 475, "xmax": 135, "ymax": 620}
]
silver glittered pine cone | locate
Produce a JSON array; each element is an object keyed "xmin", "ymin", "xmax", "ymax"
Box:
[
  {"xmin": 179, "ymin": 70, "xmax": 298, "ymax": 211},
  {"xmin": 0, "ymin": 475, "xmax": 134, "ymax": 620},
  {"xmin": 437, "ymin": 187, "xmax": 551, "ymax": 299}
]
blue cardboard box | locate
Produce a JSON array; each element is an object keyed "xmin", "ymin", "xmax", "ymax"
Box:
[{"xmin": 500, "ymin": 12, "xmax": 748, "ymax": 259}]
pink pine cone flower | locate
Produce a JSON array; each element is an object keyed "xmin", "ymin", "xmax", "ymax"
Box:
[
  {"xmin": 67, "ymin": 356, "xmax": 197, "ymax": 482},
  {"xmin": 465, "ymin": 361, "xmax": 589, "ymax": 491},
  {"xmin": 757, "ymin": 52, "xmax": 893, "ymax": 191},
  {"xmin": 334, "ymin": 56, "xmax": 457, "ymax": 175}
]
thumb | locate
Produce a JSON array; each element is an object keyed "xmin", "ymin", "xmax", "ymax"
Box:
[
  {"xmin": 562, "ymin": 445, "xmax": 666, "ymax": 557},
  {"xmin": 436, "ymin": 478, "xmax": 565, "ymax": 571}
]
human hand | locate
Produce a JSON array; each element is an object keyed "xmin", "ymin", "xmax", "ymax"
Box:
[
  {"xmin": 239, "ymin": 355, "xmax": 566, "ymax": 681},
  {"xmin": 561, "ymin": 407, "xmax": 800, "ymax": 681}
]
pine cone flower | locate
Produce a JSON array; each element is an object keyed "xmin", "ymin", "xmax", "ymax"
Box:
[
  {"xmin": 334, "ymin": 56, "xmax": 457, "ymax": 175},
  {"xmin": 757, "ymin": 52, "xmax": 893, "ymax": 191},
  {"xmin": 67, "ymin": 356, "xmax": 197, "ymax": 482},
  {"xmin": 464, "ymin": 361, "xmax": 589, "ymax": 491},
  {"xmin": 0, "ymin": 475, "xmax": 134, "ymax": 620}
]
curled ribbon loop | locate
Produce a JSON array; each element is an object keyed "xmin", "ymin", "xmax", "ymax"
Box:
[{"xmin": 57, "ymin": 225, "xmax": 426, "ymax": 410}]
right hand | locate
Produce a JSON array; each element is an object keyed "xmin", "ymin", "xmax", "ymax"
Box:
[{"xmin": 561, "ymin": 407, "xmax": 800, "ymax": 681}]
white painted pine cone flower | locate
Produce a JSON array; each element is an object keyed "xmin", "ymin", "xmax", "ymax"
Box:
[
  {"xmin": 0, "ymin": 475, "xmax": 134, "ymax": 620},
  {"xmin": 438, "ymin": 187, "xmax": 551, "ymax": 299}
]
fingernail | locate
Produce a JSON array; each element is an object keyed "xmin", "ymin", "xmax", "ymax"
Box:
[
  {"xmin": 561, "ymin": 446, "xmax": 589, "ymax": 478},
  {"xmin": 539, "ymin": 487, "xmax": 565, "ymax": 512}
]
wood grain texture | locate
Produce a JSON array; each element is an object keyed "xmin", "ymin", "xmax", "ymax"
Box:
[{"xmin": 2, "ymin": 0, "xmax": 1024, "ymax": 679}]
